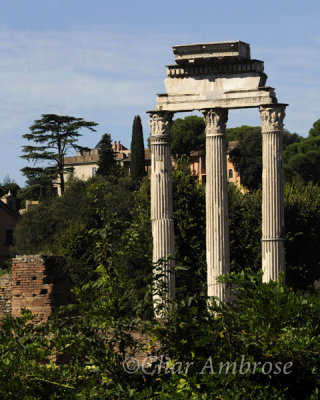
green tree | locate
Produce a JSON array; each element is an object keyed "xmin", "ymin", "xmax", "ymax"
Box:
[
  {"xmin": 14, "ymin": 200, "xmax": 56, "ymax": 255},
  {"xmin": 0, "ymin": 175, "xmax": 21, "ymax": 210},
  {"xmin": 96, "ymin": 133, "xmax": 120, "ymax": 177},
  {"xmin": 309, "ymin": 118, "xmax": 320, "ymax": 137},
  {"xmin": 283, "ymin": 119, "xmax": 320, "ymax": 185},
  {"xmin": 171, "ymin": 115, "xmax": 205, "ymax": 158},
  {"xmin": 14, "ymin": 179, "xmax": 94, "ymax": 256},
  {"xmin": 21, "ymin": 114, "xmax": 97, "ymax": 195},
  {"xmin": 228, "ymin": 126, "xmax": 301, "ymax": 189},
  {"xmin": 283, "ymin": 129, "xmax": 302, "ymax": 147},
  {"xmin": 228, "ymin": 183, "xmax": 262, "ymax": 274},
  {"xmin": 8, "ymin": 158, "xmax": 320, "ymax": 397},
  {"xmin": 228, "ymin": 126, "xmax": 262, "ymax": 190},
  {"xmin": 130, "ymin": 115, "xmax": 145, "ymax": 181},
  {"xmin": 284, "ymin": 136, "xmax": 320, "ymax": 185},
  {"xmin": 0, "ymin": 175, "xmax": 20, "ymax": 197},
  {"xmin": 172, "ymin": 158, "xmax": 206, "ymax": 299},
  {"xmin": 2, "ymin": 272, "xmax": 320, "ymax": 398},
  {"xmin": 285, "ymin": 182, "xmax": 320, "ymax": 289},
  {"xmin": 18, "ymin": 166, "xmax": 56, "ymax": 202}
]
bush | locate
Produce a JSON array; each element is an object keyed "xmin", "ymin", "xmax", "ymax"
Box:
[
  {"xmin": 2, "ymin": 273, "xmax": 320, "ymax": 399},
  {"xmin": 285, "ymin": 182, "xmax": 320, "ymax": 290}
]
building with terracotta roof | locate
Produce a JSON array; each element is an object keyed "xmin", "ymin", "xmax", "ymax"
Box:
[
  {"xmin": 55, "ymin": 139, "xmax": 240, "ymax": 194},
  {"xmin": 54, "ymin": 140, "xmax": 151, "ymax": 195}
]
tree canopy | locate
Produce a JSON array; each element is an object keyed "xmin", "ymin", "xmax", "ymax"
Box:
[
  {"xmin": 227, "ymin": 125, "xmax": 262, "ymax": 190},
  {"xmin": 284, "ymin": 135, "xmax": 320, "ymax": 185},
  {"xmin": 21, "ymin": 114, "xmax": 97, "ymax": 196},
  {"xmin": 171, "ymin": 115, "xmax": 205, "ymax": 158},
  {"xmin": 10, "ymin": 151, "xmax": 320, "ymax": 397},
  {"xmin": 309, "ymin": 118, "xmax": 320, "ymax": 137},
  {"xmin": 284, "ymin": 118, "xmax": 320, "ymax": 185},
  {"xmin": 96, "ymin": 133, "xmax": 120, "ymax": 177},
  {"xmin": 0, "ymin": 175, "xmax": 20, "ymax": 198},
  {"xmin": 228, "ymin": 126, "xmax": 302, "ymax": 190}
]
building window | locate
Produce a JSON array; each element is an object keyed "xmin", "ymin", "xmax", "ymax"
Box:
[
  {"xmin": 228, "ymin": 169, "xmax": 234, "ymax": 179},
  {"xmin": 92, "ymin": 167, "xmax": 97, "ymax": 176},
  {"xmin": 5, "ymin": 229, "xmax": 14, "ymax": 246}
]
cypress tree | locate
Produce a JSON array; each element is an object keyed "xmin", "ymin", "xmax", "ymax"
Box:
[
  {"xmin": 130, "ymin": 115, "xmax": 145, "ymax": 181},
  {"xmin": 97, "ymin": 133, "xmax": 119, "ymax": 176}
]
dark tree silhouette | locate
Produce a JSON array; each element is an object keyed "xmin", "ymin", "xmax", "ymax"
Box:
[
  {"xmin": 130, "ymin": 115, "xmax": 145, "ymax": 181},
  {"xmin": 21, "ymin": 114, "xmax": 97, "ymax": 195}
]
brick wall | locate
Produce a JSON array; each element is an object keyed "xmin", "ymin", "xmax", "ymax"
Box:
[
  {"xmin": 12, "ymin": 255, "xmax": 72, "ymax": 323},
  {"xmin": 0, "ymin": 273, "xmax": 12, "ymax": 318}
]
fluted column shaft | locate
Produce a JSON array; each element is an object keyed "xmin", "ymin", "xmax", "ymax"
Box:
[
  {"xmin": 260, "ymin": 105, "xmax": 286, "ymax": 282},
  {"xmin": 202, "ymin": 108, "xmax": 230, "ymax": 301},
  {"xmin": 149, "ymin": 111, "xmax": 175, "ymax": 306}
]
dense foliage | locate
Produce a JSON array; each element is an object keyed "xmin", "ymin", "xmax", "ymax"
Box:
[
  {"xmin": 96, "ymin": 133, "xmax": 120, "ymax": 177},
  {"xmin": 1, "ymin": 271, "xmax": 320, "ymax": 398},
  {"xmin": 15, "ymin": 161, "xmax": 320, "ymax": 292},
  {"xmin": 227, "ymin": 126, "xmax": 262, "ymax": 191},
  {"xmin": 9, "ymin": 149, "xmax": 320, "ymax": 398},
  {"xmin": 285, "ymin": 182, "xmax": 320, "ymax": 289},
  {"xmin": 309, "ymin": 118, "xmax": 320, "ymax": 137},
  {"xmin": 228, "ymin": 126, "xmax": 302, "ymax": 190},
  {"xmin": 283, "ymin": 118, "xmax": 320, "ymax": 185},
  {"xmin": 284, "ymin": 135, "xmax": 320, "ymax": 185},
  {"xmin": 0, "ymin": 175, "xmax": 20, "ymax": 198},
  {"xmin": 171, "ymin": 116, "xmax": 205, "ymax": 158}
]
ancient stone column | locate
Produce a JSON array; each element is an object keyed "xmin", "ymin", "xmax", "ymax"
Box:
[
  {"xmin": 148, "ymin": 111, "xmax": 175, "ymax": 307},
  {"xmin": 202, "ymin": 108, "xmax": 230, "ymax": 301},
  {"xmin": 259, "ymin": 105, "xmax": 286, "ymax": 282}
]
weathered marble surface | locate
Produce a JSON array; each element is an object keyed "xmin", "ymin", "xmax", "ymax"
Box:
[{"xmin": 148, "ymin": 41, "xmax": 287, "ymax": 306}]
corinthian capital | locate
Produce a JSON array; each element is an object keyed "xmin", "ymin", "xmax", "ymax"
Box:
[
  {"xmin": 148, "ymin": 111, "xmax": 173, "ymax": 138},
  {"xmin": 259, "ymin": 105, "xmax": 286, "ymax": 132},
  {"xmin": 201, "ymin": 108, "xmax": 228, "ymax": 135}
]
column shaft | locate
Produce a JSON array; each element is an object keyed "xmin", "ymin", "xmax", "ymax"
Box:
[
  {"xmin": 149, "ymin": 111, "xmax": 175, "ymax": 306},
  {"xmin": 202, "ymin": 109, "xmax": 230, "ymax": 301},
  {"xmin": 260, "ymin": 105, "xmax": 286, "ymax": 282}
]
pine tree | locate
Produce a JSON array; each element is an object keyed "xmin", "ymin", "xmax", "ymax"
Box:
[
  {"xmin": 21, "ymin": 114, "xmax": 97, "ymax": 195},
  {"xmin": 130, "ymin": 115, "xmax": 145, "ymax": 181}
]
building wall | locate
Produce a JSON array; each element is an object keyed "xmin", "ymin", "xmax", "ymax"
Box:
[
  {"xmin": 227, "ymin": 155, "xmax": 241, "ymax": 186},
  {"xmin": 0, "ymin": 205, "xmax": 19, "ymax": 267},
  {"xmin": 12, "ymin": 255, "xmax": 72, "ymax": 323},
  {"xmin": 190, "ymin": 153, "xmax": 206, "ymax": 182},
  {"xmin": 67, "ymin": 162, "xmax": 98, "ymax": 181},
  {"xmin": 0, "ymin": 274, "xmax": 12, "ymax": 318},
  {"xmin": 189, "ymin": 150, "xmax": 240, "ymax": 187}
]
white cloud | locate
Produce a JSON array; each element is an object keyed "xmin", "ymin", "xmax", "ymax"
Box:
[
  {"xmin": 0, "ymin": 28, "xmax": 180, "ymax": 184},
  {"xmin": 0, "ymin": 29, "xmax": 319, "ymax": 184}
]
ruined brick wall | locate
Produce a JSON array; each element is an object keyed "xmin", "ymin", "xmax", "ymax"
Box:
[
  {"xmin": 0, "ymin": 273, "xmax": 12, "ymax": 318},
  {"xmin": 12, "ymin": 255, "xmax": 72, "ymax": 323}
]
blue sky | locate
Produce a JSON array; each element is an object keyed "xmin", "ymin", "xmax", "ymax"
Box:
[{"xmin": 0, "ymin": 0, "xmax": 320, "ymax": 186}]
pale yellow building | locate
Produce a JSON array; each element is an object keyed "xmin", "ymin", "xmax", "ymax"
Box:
[
  {"xmin": 55, "ymin": 139, "xmax": 240, "ymax": 194},
  {"xmin": 54, "ymin": 141, "xmax": 151, "ymax": 195}
]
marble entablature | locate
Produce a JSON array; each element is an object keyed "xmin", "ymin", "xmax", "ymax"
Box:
[{"xmin": 155, "ymin": 41, "xmax": 277, "ymax": 112}]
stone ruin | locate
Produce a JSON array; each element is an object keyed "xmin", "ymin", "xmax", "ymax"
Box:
[{"xmin": 148, "ymin": 41, "xmax": 287, "ymax": 305}]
